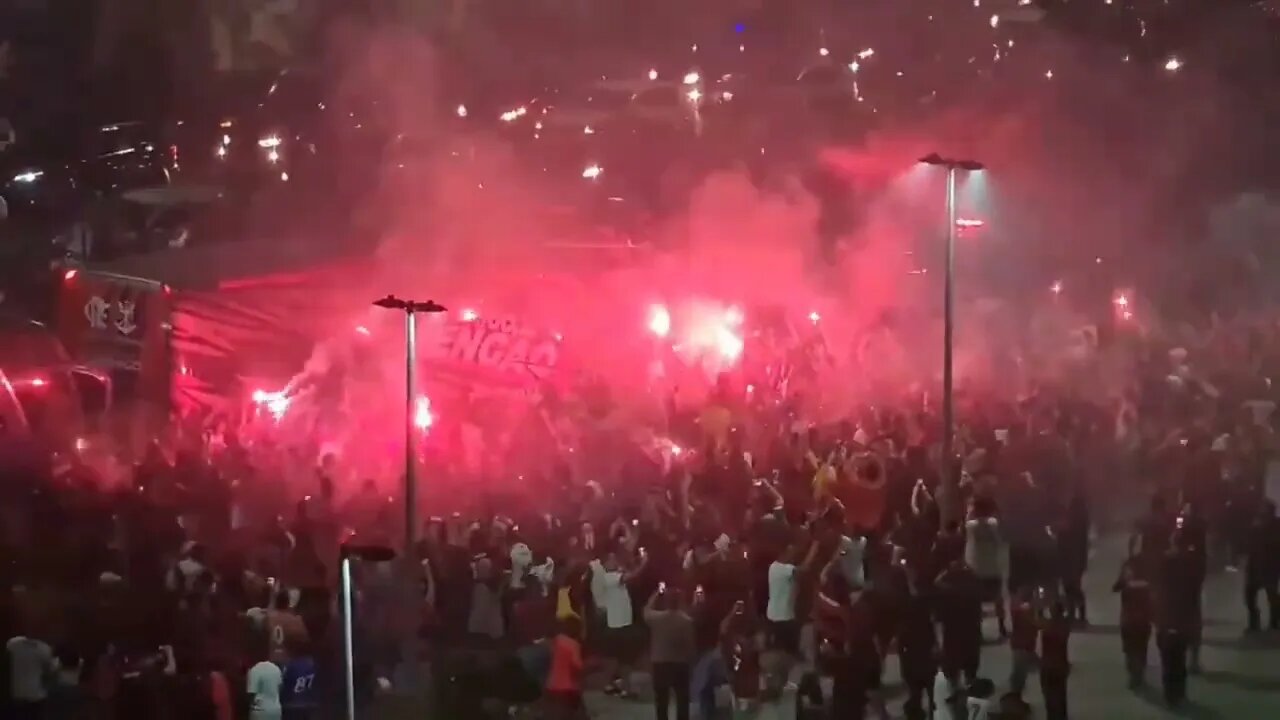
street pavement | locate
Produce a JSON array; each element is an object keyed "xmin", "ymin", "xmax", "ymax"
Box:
[{"xmin": 580, "ymin": 533, "xmax": 1280, "ymax": 720}]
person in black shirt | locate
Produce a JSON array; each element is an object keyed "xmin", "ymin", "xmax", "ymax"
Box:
[
  {"xmin": 1113, "ymin": 557, "xmax": 1154, "ymax": 689},
  {"xmin": 1157, "ymin": 538, "xmax": 1197, "ymax": 707},
  {"xmin": 935, "ymin": 558, "xmax": 983, "ymax": 686},
  {"xmin": 1243, "ymin": 500, "xmax": 1280, "ymax": 632},
  {"xmin": 1039, "ymin": 600, "xmax": 1071, "ymax": 720},
  {"xmin": 893, "ymin": 559, "xmax": 936, "ymax": 720}
]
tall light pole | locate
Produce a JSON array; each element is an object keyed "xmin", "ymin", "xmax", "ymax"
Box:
[
  {"xmin": 373, "ymin": 295, "xmax": 447, "ymax": 551},
  {"xmin": 919, "ymin": 153, "xmax": 984, "ymax": 524},
  {"xmin": 339, "ymin": 542, "xmax": 395, "ymax": 720}
]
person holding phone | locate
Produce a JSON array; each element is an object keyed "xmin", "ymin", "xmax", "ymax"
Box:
[{"xmin": 645, "ymin": 584, "xmax": 696, "ymax": 720}]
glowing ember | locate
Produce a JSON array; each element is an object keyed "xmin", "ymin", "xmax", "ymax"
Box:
[
  {"xmin": 414, "ymin": 395, "xmax": 434, "ymax": 430},
  {"xmin": 582, "ymin": 163, "xmax": 604, "ymax": 179},
  {"xmin": 460, "ymin": 308, "xmax": 479, "ymax": 321},
  {"xmin": 818, "ymin": 47, "xmax": 830, "ymax": 57},
  {"xmin": 686, "ymin": 88, "xmax": 703, "ymax": 102},
  {"xmin": 857, "ymin": 48, "xmax": 875, "ymax": 60},
  {"xmin": 648, "ymin": 304, "xmax": 672, "ymax": 338},
  {"xmin": 670, "ymin": 444, "xmax": 683, "ymax": 456},
  {"xmin": 455, "ymin": 104, "xmax": 468, "ymax": 118},
  {"xmin": 1164, "ymin": 57, "xmax": 1183, "ymax": 72},
  {"xmin": 355, "ymin": 325, "xmax": 371, "ymax": 336},
  {"xmin": 956, "ymin": 218, "xmax": 985, "ymax": 228},
  {"xmin": 648, "ymin": 69, "xmax": 659, "ymax": 80},
  {"xmin": 1114, "ymin": 294, "xmax": 1129, "ymax": 307},
  {"xmin": 683, "ymin": 71, "xmax": 701, "ymax": 85},
  {"xmin": 499, "ymin": 106, "xmax": 528, "ymax": 122},
  {"xmin": 1050, "ymin": 281, "xmax": 1063, "ymax": 294},
  {"xmin": 808, "ymin": 311, "xmax": 821, "ymax": 324}
]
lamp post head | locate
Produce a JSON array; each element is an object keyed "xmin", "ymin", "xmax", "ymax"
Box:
[
  {"xmin": 373, "ymin": 296, "xmax": 448, "ymax": 314},
  {"xmin": 919, "ymin": 153, "xmax": 984, "ymax": 172},
  {"xmin": 374, "ymin": 295, "xmax": 408, "ymax": 310},
  {"xmin": 341, "ymin": 542, "xmax": 396, "ymax": 562}
]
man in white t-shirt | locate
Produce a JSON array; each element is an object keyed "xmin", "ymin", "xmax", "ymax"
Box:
[
  {"xmin": 7, "ymin": 634, "xmax": 55, "ymax": 716},
  {"xmin": 247, "ymin": 657, "xmax": 284, "ymax": 720},
  {"xmin": 590, "ymin": 550, "xmax": 647, "ymax": 698}
]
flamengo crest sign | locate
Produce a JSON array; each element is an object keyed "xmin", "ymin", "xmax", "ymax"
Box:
[{"xmin": 85, "ymin": 296, "xmax": 138, "ymax": 336}]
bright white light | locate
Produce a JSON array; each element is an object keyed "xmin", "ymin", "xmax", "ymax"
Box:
[
  {"xmin": 583, "ymin": 125, "xmax": 595, "ymax": 135},
  {"xmin": 648, "ymin": 304, "xmax": 672, "ymax": 338},
  {"xmin": 683, "ymin": 71, "xmax": 701, "ymax": 85},
  {"xmin": 455, "ymin": 104, "xmax": 468, "ymax": 118},
  {"xmin": 12, "ymin": 171, "xmax": 42, "ymax": 183},
  {"xmin": 808, "ymin": 311, "xmax": 821, "ymax": 324},
  {"xmin": 648, "ymin": 69, "xmax": 659, "ymax": 80},
  {"xmin": 990, "ymin": 14, "xmax": 1000, "ymax": 28},
  {"xmin": 724, "ymin": 306, "xmax": 745, "ymax": 326},
  {"xmin": 1164, "ymin": 57, "xmax": 1183, "ymax": 72},
  {"xmin": 857, "ymin": 48, "xmax": 876, "ymax": 59},
  {"xmin": 721, "ymin": 91, "xmax": 734, "ymax": 101},
  {"xmin": 215, "ymin": 145, "xmax": 227, "ymax": 159},
  {"xmin": 355, "ymin": 325, "xmax": 371, "ymax": 336},
  {"xmin": 848, "ymin": 61, "xmax": 860, "ymax": 73},
  {"xmin": 1050, "ymin": 281, "xmax": 1063, "ymax": 294},
  {"xmin": 956, "ymin": 218, "xmax": 985, "ymax": 228},
  {"xmin": 582, "ymin": 163, "xmax": 603, "ymax": 179},
  {"xmin": 414, "ymin": 395, "xmax": 434, "ymax": 430},
  {"xmin": 253, "ymin": 389, "xmax": 290, "ymax": 421},
  {"xmin": 670, "ymin": 444, "xmax": 683, "ymax": 457},
  {"xmin": 1114, "ymin": 294, "xmax": 1129, "ymax": 308},
  {"xmin": 499, "ymin": 106, "xmax": 528, "ymax": 122},
  {"xmin": 1045, "ymin": 69, "xmax": 1054, "ymax": 79},
  {"xmin": 257, "ymin": 135, "xmax": 282, "ymax": 149},
  {"xmin": 266, "ymin": 149, "xmax": 280, "ymax": 163},
  {"xmin": 686, "ymin": 88, "xmax": 703, "ymax": 102},
  {"xmin": 818, "ymin": 47, "xmax": 830, "ymax": 57},
  {"xmin": 460, "ymin": 308, "xmax": 479, "ymax": 321},
  {"xmin": 716, "ymin": 327, "xmax": 744, "ymax": 361}
]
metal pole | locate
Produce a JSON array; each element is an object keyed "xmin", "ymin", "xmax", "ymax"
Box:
[
  {"xmin": 341, "ymin": 556, "xmax": 356, "ymax": 720},
  {"xmin": 405, "ymin": 310, "xmax": 418, "ymax": 552},
  {"xmin": 941, "ymin": 166, "xmax": 958, "ymax": 523}
]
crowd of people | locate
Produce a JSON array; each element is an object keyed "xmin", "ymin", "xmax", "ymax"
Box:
[{"xmin": 3, "ymin": 317, "xmax": 1280, "ymax": 720}]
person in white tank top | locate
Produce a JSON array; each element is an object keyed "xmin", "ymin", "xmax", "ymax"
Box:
[{"xmin": 964, "ymin": 498, "xmax": 1007, "ymax": 637}]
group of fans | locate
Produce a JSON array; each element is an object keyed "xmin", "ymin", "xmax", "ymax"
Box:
[{"xmin": 3, "ymin": 317, "xmax": 1280, "ymax": 720}]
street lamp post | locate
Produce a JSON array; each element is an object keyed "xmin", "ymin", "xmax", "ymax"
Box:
[
  {"xmin": 919, "ymin": 153, "xmax": 984, "ymax": 524},
  {"xmin": 339, "ymin": 542, "xmax": 396, "ymax": 720},
  {"xmin": 373, "ymin": 295, "xmax": 447, "ymax": 551}
]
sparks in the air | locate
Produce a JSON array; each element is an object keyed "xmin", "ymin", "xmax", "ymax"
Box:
[
  {"xmin": 414, "ymin": 395, "xmax": 434, "ymax": 430},
  {"xmin": 1050, "ymin": 281, "xmax": 1063, "ymax": 295},
  {"xmin": 1164, "ymin": 57, "xmax": 1183, "ymax": 72},
  {"xmin": 582, "ymin": 163, "xmax": 604, "ymax": 179},
  {"xmin": 683, "ymin": 71, "xmax": 701, "ymax": 85},
  {"xmin": 455, "ymin": 104, "xmax": 468, "ymax": 118},
  {"xmin": 648, "ymin": 68, "xmax": 659, "ymax": 80},
  {"xmin": 857, "ymin": 48, "xmax": 875, "ymax": 60}
]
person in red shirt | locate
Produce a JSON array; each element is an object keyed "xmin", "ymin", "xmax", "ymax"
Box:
[
  {"xmin": 544, "ymin": 618, "xmax": 586, "ymax": 720},
  {"xmin": 1039, "ymin": 601, "xmax": 1071, "ymax": 720},
  {"xmin": 1113, "ymin": 557, "xmax": 1154, "ymax": 689}
]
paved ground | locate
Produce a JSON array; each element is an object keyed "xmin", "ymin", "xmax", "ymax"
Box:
[
  {"xmin": 369, "ymin": 532, "xmax": 1280, "ymax": 719},
  {"xmin": 578, "ymin": 533, "xmax": 1280, "ymax": 720}
]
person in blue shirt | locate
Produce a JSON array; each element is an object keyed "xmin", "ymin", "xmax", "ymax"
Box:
[{"xmin": 281, "ymin": 641, "xmax": 318, "ymax": 720}]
